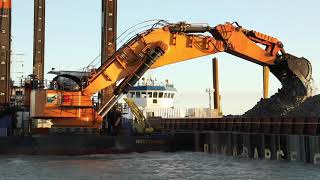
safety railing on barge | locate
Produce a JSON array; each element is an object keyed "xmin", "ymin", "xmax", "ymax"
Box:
[{"xmin": 149, "ymin": 117, "xmax": 320, "ymax": 135}]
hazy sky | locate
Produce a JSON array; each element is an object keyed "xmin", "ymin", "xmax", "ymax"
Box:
[{"xmin": 10, "ymin": 0, "xmax": 320, "ymax": 114}]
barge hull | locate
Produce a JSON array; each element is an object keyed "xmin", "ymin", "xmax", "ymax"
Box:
[{"xmin": 1, "ymin": 117, "xmax": 320, "ymax": 164}]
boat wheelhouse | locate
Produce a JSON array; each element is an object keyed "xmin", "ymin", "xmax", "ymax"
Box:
[{"xmin": 123, "ymin": 78, "xmax": 186, "ymax": 118}]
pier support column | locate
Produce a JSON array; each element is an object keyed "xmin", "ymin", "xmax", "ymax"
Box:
[
  {"xmin": 0, "ymin": 0, "xmax": 12, "ymax": 106},
  {"xmin": 251, "ymin": 133, "xmax": 264, "ymax": 159},
  {"xmin": 33, "ymin": 0, "xmax": 45, "ymax": 86},
  {"xmin": 263, "ymin": 66, "xmax": 269, "ymax": 99},
  {"xmin": 309, "ymin": 136, "xmax": 320, "ymax": 164},
  {"xmin": 242, "ymin": 134, "xmax": 251, "ymax": 158},
  {"xmin": 101, "ymin": 0, "xmax": 117, "ymax": 62},
  {"xmin": 101, "ymin": 0, "xmax": 117, "ymax": 105},
  {"xmin": 212, "ymin": 58, "xmax": 221, "ymax": 114},
  {"xmin": 210, "ymin": 132, "xmax": 219, "ymax": 154},
  {"xmin": 194, "ymin": 132, "xmax": 200, "ymax": 151},
  {"xmin": 231, "ymin": 133, "xmax": 242, "ymax": 157},
  {"xmin": 287, "ymin": 135, "xmax": 306, "ymax": 162},
  {"xmin": 263, "ymin": 135, "xmax": 272, "ymax": 160}
]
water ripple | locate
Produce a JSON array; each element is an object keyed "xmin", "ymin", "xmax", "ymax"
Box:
[{"xmin": 0, "ymin": 152, "xmax": 319, "ymax": 180}]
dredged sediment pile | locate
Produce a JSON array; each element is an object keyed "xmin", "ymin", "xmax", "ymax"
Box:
[
  {"xmin": 286, "ymin": 94, "xmax": 320, "ymax": 117},
  {"xmin": 243, "ymin": 80, "xmax": 311, "ymax": 117}
]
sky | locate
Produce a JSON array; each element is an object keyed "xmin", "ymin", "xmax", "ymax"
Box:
[{"xmin": 10, "ymin": 0, "xmax": 320, "ymax": 115}]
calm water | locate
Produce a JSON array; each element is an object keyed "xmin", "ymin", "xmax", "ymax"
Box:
[{"xmin": 0, "ymin": 152, "xmax": 319, "ymax": 180}]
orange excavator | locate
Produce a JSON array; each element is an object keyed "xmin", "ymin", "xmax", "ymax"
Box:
[{"xmin": 30, "ymin": 21, "xmax": 312, "ymax": 131}]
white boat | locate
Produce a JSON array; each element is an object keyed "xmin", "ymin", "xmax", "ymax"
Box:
[{"xmin": 122, "ymin": 78, "xmax": 186, "ymax": 119}]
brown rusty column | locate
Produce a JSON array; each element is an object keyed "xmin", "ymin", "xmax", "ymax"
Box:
[
  {"xmin": 101, "ymin": 0, "xmax": 117, "ymax": 62},
  {"xmin": 101, "ymin": 0, "xmax": 117, "ymax": 104},
  {"xmin": 33, "ymin": 0, "xmax": 45, "ymax": 86},
  {"xmin": 212, "ymin": 58, "xmax": 221, "ymax": 114},
  {"xmin": 0, "ymin": 0, "xmax": 12, "ymax": 106},
  {"xmin": 263, "ymin": 66, "xmax": 269, "ymax": 99}
]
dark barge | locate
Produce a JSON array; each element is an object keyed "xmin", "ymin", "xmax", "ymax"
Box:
[{"xmin": 1, "ymin": 117, "xmax": 320, "ymax": 165}]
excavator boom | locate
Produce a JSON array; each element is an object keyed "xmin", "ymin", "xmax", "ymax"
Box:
[{"xmin": 32, "ymin": 21, "xmax": 312, "ymax": 129}]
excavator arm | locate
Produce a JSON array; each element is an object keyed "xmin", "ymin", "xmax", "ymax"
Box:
[
  {"xmin": 34, "ymin": 21, "xmax": 311, "ymax": 129},
  {"xmin": 83, "ymin": 22, "xmax": 311, "ymax": 117}
]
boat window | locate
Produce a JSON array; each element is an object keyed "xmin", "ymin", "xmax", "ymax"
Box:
[
  {"xmin": 141, "ymin": 92, "xmax": 147, "ymax": 98},
  {"xmin": 171, "ymin": 93, "xmax": 175, "ymax": 98},
  {"xmin": 159, "ymin": 92, "xmax": 163, "ymax": 98},
  {"xmin": 136, "ymin": 92, "xmax": 141, "ymax": 98},
  {"xmin": 16, "ymin": 91, "xmax": 23, "ymax": 96},
  {"xmin": 148, "ymin": 92, "xmax": 152, "ymax": 98},
  {"xmin": 164, "ymin": 93, "xmax": 167, "ymax": 98},
  {"xmin": 153, "ymin": 99, "xmax": 157, "ymax": 104},
  {"xmin": 153, "ymin": 92, "xmax": 158, "ymax": 98},
  {"xmin": 129, "ymin": 92, "xmax": 135, "ymax": 98}
]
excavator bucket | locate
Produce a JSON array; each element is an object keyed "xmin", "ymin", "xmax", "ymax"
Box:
[
  {"xmin": 244, "ymin": 54, "xmax": 312, "ymax": 117},
  {"xmin": 286, "ymin": 55, "xmax": 312, "ymax": 87},
  {"xmin": 270, "ymin": 53, "xmax": 312, "ymax": 96}
]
